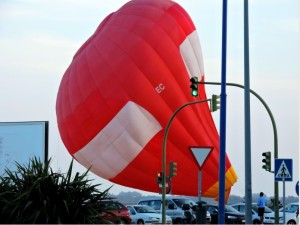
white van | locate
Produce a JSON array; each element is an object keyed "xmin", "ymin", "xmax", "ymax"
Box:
[{"xmin": 137, "ymin": 196, "xmax": 197, "ymax": 224}]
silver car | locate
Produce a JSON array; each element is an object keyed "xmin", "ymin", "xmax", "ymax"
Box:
[
  {"xmin": 280, "ymin": 202, "xmax": 298, "ymax": 224},
  {"xmin": 127, "ymin": 205, "xmax": 172, "ymax": 224},
  {"xmin": 263, "ymin": 203, "xmax": 298, "ymax": 224},
  {"xmin": 231, "ymin": 202, "xmax": 274, "ymax": 224}
]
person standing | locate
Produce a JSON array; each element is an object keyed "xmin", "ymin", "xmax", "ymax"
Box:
[{"xmin": 257, "ymin": 192, "xmax": 268, "ymax": 223}]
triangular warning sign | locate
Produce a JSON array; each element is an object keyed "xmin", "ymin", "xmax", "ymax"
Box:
[{"xmin": 275, "ymin": 161, "xmax": 292, "ymax": 179}]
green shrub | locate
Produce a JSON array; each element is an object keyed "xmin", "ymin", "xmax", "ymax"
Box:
[{"xmin": 0, "ymin": 157, "xmax": 110, "ymax": 224}]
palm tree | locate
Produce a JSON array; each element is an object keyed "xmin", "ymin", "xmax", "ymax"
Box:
[{"xmin": 0, "ymin": 157, "xmax": 111, "ymax": 224}]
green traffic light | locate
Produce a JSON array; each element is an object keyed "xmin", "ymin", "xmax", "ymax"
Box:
[
  {"xmin": 190, "ymin": 77, "xmax": 198, "ymax": 97},
  {"xmin": 262, "ymin": 165, "xmax": 270, "ymax": 170},
  {"xmin": 191, "ymin": 89, "xmax": 198, "ymax": 97}
]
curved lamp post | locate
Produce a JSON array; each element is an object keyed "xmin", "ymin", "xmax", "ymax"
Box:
[
  {"xmin": 161, "ymin": 99, "xmax": 210, "ymax": 224},
  {"xmin": 199, "ymin": 81, "xmax": 279, "ymax": 223}
]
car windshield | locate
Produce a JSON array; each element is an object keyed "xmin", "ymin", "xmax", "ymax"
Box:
[
  {"xmin": 172, "ymin": 198, "xmax": 196, "ymax": 208},
  {"xmin": 99, "ymin": 201, "xmax": 120, "ymax": 210},
  {"xmin": 225, "ymin": 205, "xmax": 240, "ymax": 213},
  {"xmin": 279, "ymin": 204, "xmax": 298, "ymax": 213},
  {"xmin": 133, "ymin": 205, "xmax": 157, "ymax": 213}
]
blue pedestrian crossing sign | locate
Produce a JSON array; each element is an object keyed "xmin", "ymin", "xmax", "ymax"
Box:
[{"xmin": 275, "ymin": 159, "xmax": 293, "ymax": 182}]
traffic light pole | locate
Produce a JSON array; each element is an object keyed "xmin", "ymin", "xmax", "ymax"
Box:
[
  {"xmin": 162, "ymin": 99, "xmax": 210, "ymax": 224},
  {"xmin": 199, "ymin": 81, "xmax": 279, "ymax": 224}
]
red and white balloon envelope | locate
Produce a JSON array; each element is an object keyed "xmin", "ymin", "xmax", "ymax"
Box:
[{"xmin": 56, "ymin": 0, "xmax": 238, "ymax": 199}]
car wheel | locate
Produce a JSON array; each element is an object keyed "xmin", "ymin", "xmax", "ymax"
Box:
[
  {"xmin": 137, "ymin": 219, "xmax": 144, "ymax": 224},
  {"xmin": 287, "ymin": 220, "xmax": 296, "ymax": 224}
]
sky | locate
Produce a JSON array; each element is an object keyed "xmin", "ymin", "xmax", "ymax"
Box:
[{"xmin": 0, "ymin": 0, "xmax": 299, "ymax": 199}]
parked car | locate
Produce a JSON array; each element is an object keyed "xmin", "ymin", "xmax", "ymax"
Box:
[
  {"xmin": 207, "ymin": 203, "xmax": 245, "ymax": 224},
  {"xmin": 280, "ymin": 202, "xmax": 299, "ymax": 224},
  {"xmin": 126, "ymin": 205, "xmax": 172, "ymax": 224},
  {"xmin": 137, "ymin": 196, "xmax": 190, "ymax": 224},
  {"xmin": 98, "ymin": 200, "xmax": 131, "ymax": 224},
  {"xmin": 264, "ymin": 203, "xmax": 298, "ymax": 224},
  {"xmin": 263, "ymin": 211, "xmax": 283, "ymax": 224},
  {"xmin": 231, "ymin": 202, "xmax": 274, "ymax": 224},
  {"xmin": 137, "ymin": 196, "xmax": 210, "ymax": 224}
]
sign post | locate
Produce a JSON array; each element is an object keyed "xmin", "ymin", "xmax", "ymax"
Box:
[
  {"xmin": 188, "ymin": 146, "xmax": 212, "ymax": 224},
  {"xmin": 188, "ymin": 147, "xmax": 212, "ymax": 201},
  {"xmin": 274, "ymin": 158, "xmax": 293, "ymax": 224}
]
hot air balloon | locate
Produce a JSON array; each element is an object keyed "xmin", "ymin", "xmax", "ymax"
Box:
[{"xmin": 56, "ymin": 0, "xmax": 238, "ymax": 199}]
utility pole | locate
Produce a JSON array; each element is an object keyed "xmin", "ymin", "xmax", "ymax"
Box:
[{"xmin": 199, "ymin": 81, "xmax": 279, "ymax": 223}]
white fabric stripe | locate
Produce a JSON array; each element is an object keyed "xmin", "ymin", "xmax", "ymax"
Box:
[
  {"xmin": 179, "ymin": 30, "xmax": 205, "ymax": 80},
  {"xmin": 74, "ymin": 101, "xmax": 162, "ymax": 179}
]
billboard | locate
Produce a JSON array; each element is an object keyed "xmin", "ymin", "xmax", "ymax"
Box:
[{"xmin": 0, "ymin": 121, "xmax": 48, "ymax": 175}]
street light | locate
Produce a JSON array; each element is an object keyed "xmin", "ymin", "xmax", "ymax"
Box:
[
  {"xmin": 199, "ymin": 80, "xmax": 279, "ymax": 224},
  {"xmin": 161, "ymin": 99, "xmax": 210, "ymax": 224},
  {"xmin": 156, "ymin": 172, "xmax": 163, "ymax": 184},
  {"xmin": 190, "ymin": 77, "xmax": 199, "ymax": 97},
  {"xmin": 169, "ymin": 162, "xmax": 177, "ymax": 178},
  {"xmin": 262, "ymin": 151, "xmax": 271, "ymax": 172},
  {"xmin": 211, "ymin": 94, "xmax": 221, "ymax": 112}
]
